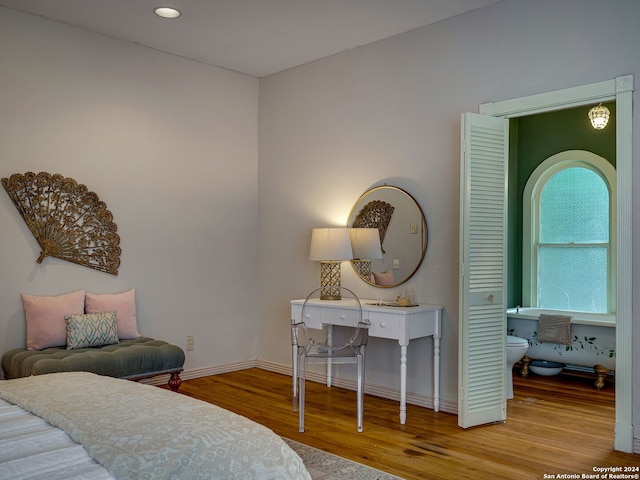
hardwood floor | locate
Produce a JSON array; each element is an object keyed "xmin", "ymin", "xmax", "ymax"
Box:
[{"xmin": 176, "ymin": 368, "xmax": 638, "ymax": 479}]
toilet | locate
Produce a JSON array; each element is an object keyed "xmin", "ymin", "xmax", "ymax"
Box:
[{"xmin": 506, "ymin": 335, "xmax": 529, "ymax": 399}]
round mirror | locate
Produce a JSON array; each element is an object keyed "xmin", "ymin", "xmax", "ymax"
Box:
[{"xmin": 347, "ymin": 185, "xmax": 427, "ymax": 288}]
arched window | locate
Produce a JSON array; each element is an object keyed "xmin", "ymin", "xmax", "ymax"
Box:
[{"xmin": 522, "ymin": 150, "xmax": 616, "ymax": 313}]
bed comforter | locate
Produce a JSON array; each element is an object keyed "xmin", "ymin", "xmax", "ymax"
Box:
[{"xmin": 0, "ymin": 372, "xmax": 311, "ymax": 480}]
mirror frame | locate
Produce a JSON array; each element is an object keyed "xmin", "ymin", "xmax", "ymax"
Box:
[{"xmin": 347, "ymin": 185, "xmax": 427, "ymax": 288}]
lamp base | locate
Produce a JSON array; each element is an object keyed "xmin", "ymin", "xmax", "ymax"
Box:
[
  {"xmin": 320, "ymin": 292, "xmax": 342, "ymax": 300},
  {"xmin": 319, "ymin": 261, "xmax": 342, "ymax": 300},
  {"xmin": 352, "ymin": 259, "xmax": 372, "ymax": 280}
]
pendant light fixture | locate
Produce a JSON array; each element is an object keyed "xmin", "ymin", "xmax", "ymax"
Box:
[{"xmin": 588, "ymin": 103, "xmax": 610, "ymax": 130}]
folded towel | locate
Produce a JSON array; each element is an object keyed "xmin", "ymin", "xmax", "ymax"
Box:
[{"xmin": 537, "ymin": 314, "xmax": 572, "ymax": 345}]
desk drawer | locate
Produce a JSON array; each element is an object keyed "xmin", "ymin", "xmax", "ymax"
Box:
[
  {"xmin": 367, "ymin": 312, "xmax": 400, "ymax": 340},
  {"xmin": 297, "ymin": 305, "xmax": 362, "ymax": 329},
  {"xmin": 321, "ymin": 307, "xmax": 362, "ymax": 328}
]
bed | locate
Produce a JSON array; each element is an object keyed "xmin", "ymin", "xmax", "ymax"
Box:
[{"xmin": 0, "ymin": 371, "xmax": 311, "ymax": 480}]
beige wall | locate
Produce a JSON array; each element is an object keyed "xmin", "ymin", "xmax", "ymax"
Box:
[{"xmin": 0, "ymin": 7, "xmax": 259, "ymax": 371}]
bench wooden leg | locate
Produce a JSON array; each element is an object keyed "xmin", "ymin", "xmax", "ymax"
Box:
[{"xmin": 168, "ymin": 372, "xmax": 182, "ymax": 391}]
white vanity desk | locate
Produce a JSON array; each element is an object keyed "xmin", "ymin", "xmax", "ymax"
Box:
[{"xmin": 291, "ymin": 298, "xmax": 442, "ymax": 424}]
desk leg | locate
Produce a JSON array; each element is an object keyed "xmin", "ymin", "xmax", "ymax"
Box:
[
  {"xmin": 400, "ymin": 344, "xmax": 407, "ymax": 424},
  {"xmin": 433, "ymin": 334, "xmax": 440, "ymax": 412},
  {"xmin": 326, "ymin": 324, "xmax": 333, "ymax": 387}
]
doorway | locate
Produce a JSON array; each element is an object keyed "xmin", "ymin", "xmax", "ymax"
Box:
[{"xmin": 481, "ymin": 74, "xmax": 634, "ymax": 453}]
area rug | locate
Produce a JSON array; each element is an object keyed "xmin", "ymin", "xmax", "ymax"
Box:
[{"xmin": 283, "ymin": 438, "xmax": 405, "ymax": 480}]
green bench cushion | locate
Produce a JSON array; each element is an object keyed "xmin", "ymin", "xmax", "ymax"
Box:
[{"xmin": 1, "ymin": 337, "xmax": 185, "ymax": 380}]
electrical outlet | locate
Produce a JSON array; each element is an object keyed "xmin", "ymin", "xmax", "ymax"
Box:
[
  {"xmin": 393, "ymin": 259, "xmax": 400, "ymax": 270},
  {"xmin": 186, "ymin": 335, "xmax": 194, "ymax": 351}
]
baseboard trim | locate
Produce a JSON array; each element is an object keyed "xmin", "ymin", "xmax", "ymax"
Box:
[
  {"xmin": 257, "ymin": 359, "xmax": 458, "ymax": 415},
  {"xmin": 139, "ymin": 359, "xmax": 258, "ymax": 386},
  {"xmin": 141, "ymin": 358, "xmax": 458, "ymax": 415}
]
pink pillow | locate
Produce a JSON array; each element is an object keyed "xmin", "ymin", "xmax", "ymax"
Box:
[
  {"xmin": 22, "ymin": 289, "xmax": 86, "ymax": 351},
  {"xmin": 372, "ymin": 270, "xmax": 395, "ymax": 286},
  {"xmin": 85, "ymin": 288, "xmax": 140, "ymax": 339}
]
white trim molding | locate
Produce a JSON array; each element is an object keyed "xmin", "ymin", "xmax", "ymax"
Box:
[
  {"xmin": 145, "ymin": 359, "xmax": 457, "ymax": 416},
  {"xmin": 140, "ymin": 359, "xmax": 258, "ymax": 386},
  {"xmin": 257, "ymin": 360, "xmax": 458, "ymax": 416}
]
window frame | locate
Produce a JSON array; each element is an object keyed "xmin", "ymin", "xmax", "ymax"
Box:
[{"xmin": 522, "ymin": 150, "xmax": 617, "ymax": 314}]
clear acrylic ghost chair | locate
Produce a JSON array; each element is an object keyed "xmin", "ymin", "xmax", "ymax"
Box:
[{"xmin": 291, "ymin": 286, "xmax": 370, "ymax": 432}]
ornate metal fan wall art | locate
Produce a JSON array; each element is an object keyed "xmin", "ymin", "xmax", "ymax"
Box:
[
  {"xmin": 1, "ymin": 172, "xmax": 121, "ymax": 275},
  {"xmin": 352, "ymin": 200, "xmax": 394, "ymax": 254}
]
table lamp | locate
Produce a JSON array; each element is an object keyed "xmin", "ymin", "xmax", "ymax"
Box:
[{"xmin": 309, "ymin": 228, "xmax": 353, "ymax": 300}]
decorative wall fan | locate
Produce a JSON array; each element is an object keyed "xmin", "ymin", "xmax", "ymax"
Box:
[
  {"xmin": 1, "ymin": 172, "xmax": 121, "ymax": 275},
  {"xmin": 352, "ymin": 200, "xmax": 394, "ymax": 254}
]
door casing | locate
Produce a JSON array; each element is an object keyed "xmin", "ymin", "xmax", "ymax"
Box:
[{"xmin": 478, "ymin": 75, "xmax": 634, "ymax": 453}]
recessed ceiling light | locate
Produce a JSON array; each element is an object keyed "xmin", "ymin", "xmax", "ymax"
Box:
[{"xmin": 154, "ymin": 7, "xmax": 181, "ymax": 19}]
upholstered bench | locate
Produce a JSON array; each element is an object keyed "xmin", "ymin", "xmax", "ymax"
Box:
[
  {"xmin": 1, "ymin": 337, "xmax": 185, "ymax": 391},
  {"xmin": 4, "ymin": 288, "xmax": 185, "ymax": 390}
]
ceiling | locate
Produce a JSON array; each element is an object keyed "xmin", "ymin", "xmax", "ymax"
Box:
[{"xmin": 0, "ymin": 0, "xmax": 502, "ymax": 77}]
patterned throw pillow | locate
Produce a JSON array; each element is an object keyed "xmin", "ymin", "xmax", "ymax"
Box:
[{"xmin": 65, "ymin": 310, "xmax": 119, "ymax": 350}]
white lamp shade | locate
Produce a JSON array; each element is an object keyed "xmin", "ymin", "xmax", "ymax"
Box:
[
  {"xmin": 349, "ymin": 228, "xmax": 382, "ymax": 260},
  {"xmin": 309, "ymin": 228, "xmax": 353, "ymax": 261}
]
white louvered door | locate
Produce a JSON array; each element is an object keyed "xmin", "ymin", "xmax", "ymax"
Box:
[{"xmin": 458, "ymin": 112, "xmax": 509, "ymax": 428}]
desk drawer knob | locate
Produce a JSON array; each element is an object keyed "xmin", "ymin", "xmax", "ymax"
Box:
[
  {"xmin": 340, "ymin": 314, "xmax": 346, "ymax": 319},
  {"xmin": 379, "ymin": 321, "xmax": 387, "ymax": 328}
]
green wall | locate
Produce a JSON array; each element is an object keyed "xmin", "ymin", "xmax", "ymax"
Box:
[{"xmin": 507, "ymin": 102, "xmax": 616, "ymax": 307}]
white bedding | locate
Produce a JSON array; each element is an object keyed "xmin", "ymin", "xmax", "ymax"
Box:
[
  {"xmin": 0, "ymin": 398, "xmax": 113, "ymax": 480},
  {"xmin": 0, "ymin": 372, "xmax": 311, "ymax": 480}
]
